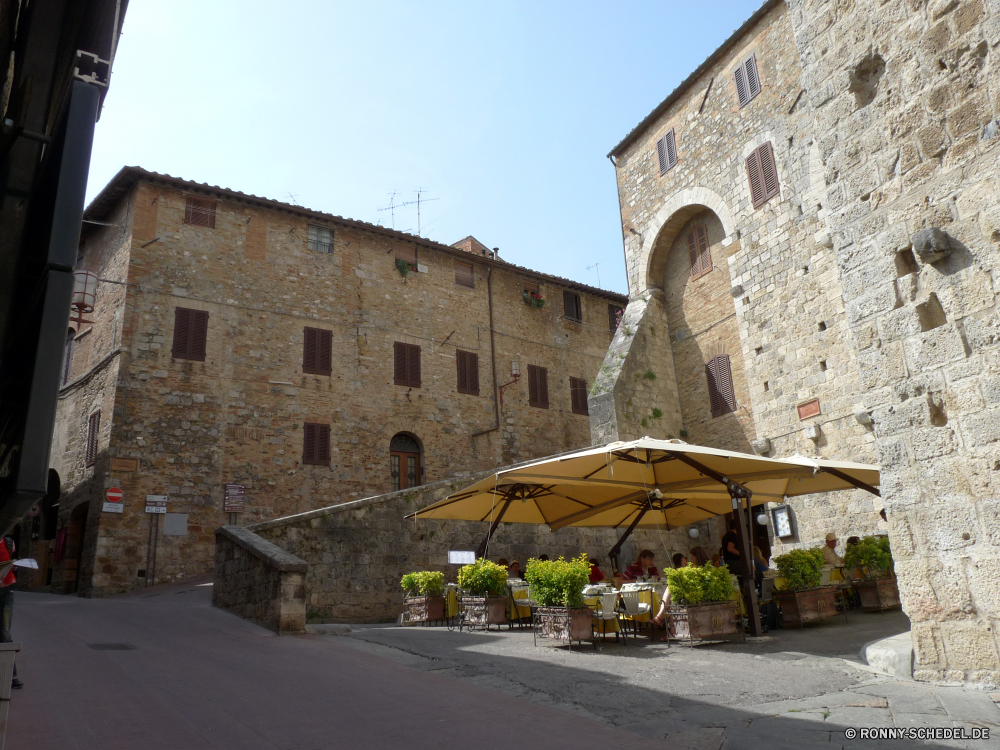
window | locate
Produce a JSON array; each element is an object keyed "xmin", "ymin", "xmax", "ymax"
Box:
[
  {"xmin": 523, "ymin": 281, "xmax": 541, "ymax": 306},
  {"xmin": 527, "ymin": 365, "xmax": 549, "ymax": 409},
  {"xmin": 394, "ymin": 342, "xmax": 421, "ymax": 388},
  {"xmin": 184, "ymin": 196, "xmax": 216, "ymax": 228},
  {"xmin": 390, "ymin": 433, "xmax": 421, "ymax": 491},
  {"xmin": 456, "ymin": 350, "xmax": 479, "ymax": 395},
  {"xmin": 171, "ymin": 307, "xmax": 209, "ymax": 361},
  {"xmin": 455, "ymin": 260, "xmax": 474, "ymax": 288},
  {"xmin": 85, "ymin": 410, "xmax": 101, "ymax": 467},
  {"xmin": 303, "ymin": 422, "xmax": 331, "ymax": 466},
  {"xmin": 608, "ymin": 304, "xmax": 624, "ymax": 332},
  {"xmin": 746, "ymin": 142, "xmax": 779, "ymax": 209},
  {"xmin": 62, "ymin": 328, "xmax": 75, "ymax": 385},
  {"xmin": 686, "ymin": 225, "xmax": 713, "ymax": 279},
  {"xmin": 308, "ymin": 224, "xmax": 334, "ymax": 254},
  {"xmin": 733, "ymin": 53, "xmax": 761, "ymax": 108},
  {"xmin": 563, "ymin": 291, "xmax": 582, "ymax": 322},
  {"xmin": 303, "ymin": 327, "xmax": 333, "ymax": 375},
  {"xmin": 706, "ymin": 354, "xmax": 736, "ymax": 418},
  {"xmin": 395, "ymin": 245, "xmax": 417, "ymax": 271},
  {"xmin": 570, "ymin": 377, "xmax": 589, "ymax": 416},
  {"xmin": 656, "ymin": 128, "xmax": 678, "ymax": 175}
]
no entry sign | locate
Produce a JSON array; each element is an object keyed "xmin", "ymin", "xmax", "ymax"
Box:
[{"xmin": 106, "ymin": 487, "xmax": 123, "ymax": 503}]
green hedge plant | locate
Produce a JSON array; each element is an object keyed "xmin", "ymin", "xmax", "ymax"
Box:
[
  {"xmin": 843, "ymin": 535, "xmax": 894, "ymax": 580},
  {"xmin": 773, "ymin": 548, "xmax": 825, "ymax": 590},
  {"xmin": 457, "ymin": 559, "xmax": 508, "ymax": 597},
  {"xmin": 400, "ymin": 570, "xmax": 445, "ymax": 597},
  {"xmin": 524, "ymin": 554, "xmax": 591, "ymax": 608},
  {"xmin": 664, "ymin": 563, "xmax": 735, "ymax": 605}
]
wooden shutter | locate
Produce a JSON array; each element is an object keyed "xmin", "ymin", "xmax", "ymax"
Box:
[
  {"xmin": 85, "ymin": 410, "xmax": 100, "ymax": 467},
  {"xmin": 608, "ymin": 304, "xmax": 622, "ymax": 331},
  {"xmin": 657, "ymin": 129, "xmax": 677, "ymax": 175},
  {"xmin": 455, "ymin": 261, "xmax": 474, "ymax": 288},
  {"xmin": 688, "ymin": 225, "xmax": 712, "ymax": 278},
  {"xmin": 528, "ymin": 365, "xmax": 548, "ymax": 408},
  {"xmin": 303, "ymin": 328, "xmax": 317, "ymax": 372},
  {"xmin": 563, "ymin": 291, "xmax": 581, "ymax": 321},
  {"xmin": 570, "ymin": 377, "xmax": 588, "ymax": 416},
  {"xmin": 318, "ymin": 330, "xmax": 332, "ymax": 375},
  {"xmin": 747, "ymin": 142, "xmax": 778, "ymax": 209},
  {"xmin": 317, "ymin": 424, "xmax": 330, "ymax": 464},
  {"xmin": 190, "ymin": 310, "xmax": 208, "ymax": 361},
  {"xmin": 456, "ymin": 351, "xmax": 467, "ymax": 393},
  {"xmin": 745, "ymin": 54, "xmax": 761, "ymax": 100},
  {"xmin": 303, "ymin": 423, "xmax": 317, "ymax": 465},
  {"xmin": 457, "ymin": 351, "xmax": 478, "ymax": 395},
  {"xmin": 733, "ymin": 63, "xmax": 749, "ymax": 107},
  {"xmin": 395, "ymin": 246, "xmax": 417, "ymax": 268},
  {"xmin": 394, "ymin": 342, "xmax": 407, "ymax": 385},
  {"xmin": 656, "ymin": 134, "xmax": 668, "ymax": 175},
  {"xmin": 172, "ymin": 308, "xmax": 190, "ymax": 358},
  {"xmin": 707, "ymin": 355, "xmax": 735, "ymax": 417},
  {"xmin": 706, "ymin": 359, "xmax": 723, "ymax": 418},
  {"xmin": 528, "ymin": 365, "xmax": 538, "ymax": 405},
  {"xmin": 303, "ymin": 328, "xmax": 331, "ymax": 375},
  {"xmin": 184, "ymin": 197, "xmax": 216, "ymax": 228},
  {"xmin": 171, "ymin": 308, "xmax": 208, "ymax": 361},
  {"xmin": 686, "ymin": 231, "xmax": 700, "ymax": 276},
  {"xmin": 407, "ymin": 344, "xmax": 421, "ymax": 388}
]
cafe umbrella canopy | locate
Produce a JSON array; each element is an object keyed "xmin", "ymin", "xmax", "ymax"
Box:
[{"xmin": 406, "ymin": 437, "xmax": 880, "ymax": 637}]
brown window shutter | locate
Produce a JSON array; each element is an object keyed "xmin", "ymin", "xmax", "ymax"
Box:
[
  {"xmin": 746, "ymin": 148, "xmax": 765, "ymax": 208},
  {"xmin": 527, "ymin": 365, "xmax": 538, "ymax": 405},
  {"xmin": 318, "ymin": 424, "xmax": 330, "ymax": 464},
  {"xmin": 318, "ymin": 330, "xmax": 332, "ymax": 375},
  {"xmin": 745, "ymin": 54, "xmax": 761, "ymax": 99},
  {"xmin": 303, "ymin": 328, "xmax": 318, "ymax": 372},
  {"xmin": 656, "ymin": 134, "xmax": 668, "ymax": 175},
  {"xmin": 570, "ymin": 378, "xmax": 580, "ymax": 414},
  {"xmin": 303, "ymin": 423, "xmax": 317, "ymax": 464},
  {"xmin": 759, "ymin": 142, "xmax": 779, "ymax": 202},
  {"xmin": 456, "ymin": 351, "xmax": 467, "ymax": 393},
  {"xmin": 733, "ymin": 64, "xmax": 749, "ymax": 107},
  {"xmin": 190, "ymin": 310, "xmax": 208, "ymax": 361},
  {"xmin": 686, "ymin": 230, "xmax": 700, "ymax": 276},
  {"xmin": 695, "ymin": 224, "xmax": 712, "ymax": 276},
  {"xmin": 407, "ymin": 344, "xmax": 421, "ymax": 388},
  {"xmin": 665, "ymin": 129, "xmax": 677, "ymax": 171},
  {"xmin": 395, "ymin": 246, "xmax": 417, "ymax": 268},
  {"xmin": 570, "ymin": 377, "xmax": 589, "ymax": 416},
  {"xmin": 718, "ymin": 355, "xmax": 735, "ymax": 414},
  {"xmin": 172, "ymin": 308, "xmax": 190, "ymax": 358},
  {"xmin": 538, "ymin": 367, "xmax": 548, "ymax": 408},
  {"xmin": 563, "ymin": 292, "xmax": 581, "ymax": 321},
  {"xmin": 394, "ymin": 342, "xmax": 407, "ymax": 385},
  {"xmin": 455, "ymin": 261, "xmax": 474, "ymax": 288},
  {"xmin": 468, "ymin": 352, "xmax": 479, "ymax": 395},
  {"xmin": 85, "ymin": 410, "xmax": 101, "ymax": 467},
  {"xmin": 706, "ymin": 360, "xmax": 723, "ymax": 418}
]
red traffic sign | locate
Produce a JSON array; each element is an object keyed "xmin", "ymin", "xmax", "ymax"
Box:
[{"xmin": 105, "ymin": 487, "xmax": 124, "ymax": 503}]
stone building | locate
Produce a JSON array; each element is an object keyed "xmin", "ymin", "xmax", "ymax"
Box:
[
  {"xmin": 49, "ymin": 167, "xmax": 626, "ymax": 596},
  {"xmin": 590, "ymin": 0, "xmax": 1000, "ymax": 684}
]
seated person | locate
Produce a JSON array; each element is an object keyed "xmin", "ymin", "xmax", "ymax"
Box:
[
  {"xmin": 689, "ymin": 546, "xmax": 710, "ymax": 566},
  {"xmin": 752, "ymin": 545, "xmax": 768, "ymax": 593},
  {"xmin": 672, "ymin": 553, "xmax": 688, "ymax": 569},
  {"xmin": 711, "ymin": 554, "xmax": 722, "ymax": 568},
  {"xmin": 508, "ymin": 560, "xmax": 522, "ymax": 579},
  {"xmin": 587, "ymin": 558, "xmax": 605, "ymax": 584},
  {"xmin": 622, "ymin": 549, "xmax": 657, "ymax": 580},
  {"xmin": 822, "ymin": 533, "xmax": 844, "ymax": 566},
  {"xmin": 650, "ymin": 588, "xmax": 674, "ymax": 641},
  {"xmin": 497, "ymin": 558, "xmax": 509, "ymax": 570}
]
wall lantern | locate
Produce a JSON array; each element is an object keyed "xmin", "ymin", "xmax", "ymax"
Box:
[{"xmin": 688, "ymin": 527, "xmax": 699, "ymax": 539}]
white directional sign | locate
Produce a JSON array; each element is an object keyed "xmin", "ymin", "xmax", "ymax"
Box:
[{"xmin": 145, "ymin": 495, "xmax": 168, "ymax": 514}]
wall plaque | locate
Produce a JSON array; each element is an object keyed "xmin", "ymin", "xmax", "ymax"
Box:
[
  {"xmin": 110, "ymin": 457, "xmax": 138, "ymax": 472},
  {"xmin": 797, "ymin": 398, "xmax": 821, "ymax": 420}
]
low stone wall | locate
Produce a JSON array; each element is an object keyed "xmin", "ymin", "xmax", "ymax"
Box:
[
  {"xmin": 248, "ymin": 472, "xmax": 721, "ymax": 624},
  {"xmin": 213, "ymin": 525, "xmax": 308, "ymax": 633}
]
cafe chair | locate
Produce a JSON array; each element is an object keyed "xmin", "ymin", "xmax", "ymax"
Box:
[
  {"xmin": 592, "ymin": 592, "xmax": 622, "ymax": 644},
  {"xmin": 619, "ymin": 590, "xmax": 651, "ymax": 640}
]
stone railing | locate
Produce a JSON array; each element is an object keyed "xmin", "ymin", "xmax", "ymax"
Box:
[{"xmin": 213, "ymin": 525, "xmax": 308, "ymax": 634}]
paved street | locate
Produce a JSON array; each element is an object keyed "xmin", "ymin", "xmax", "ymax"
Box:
[{"xmin": 8, "ymin": 581, "xmax": 1000, "ymax": 750}]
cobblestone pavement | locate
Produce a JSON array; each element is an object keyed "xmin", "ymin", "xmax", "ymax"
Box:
[{"xmin": 335, "ymin": 610, "xmax": 1000, "ymax": 750}]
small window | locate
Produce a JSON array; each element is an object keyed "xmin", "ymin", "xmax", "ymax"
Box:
[
  {"xmin": 303, "ymin": 327, "xmax": 333, "ymax": 375},
  {"xmin": 308, "ymin": 224, "xmax": 334, "ymax": 254},
  {"xmin": 523, "ymin": 281, "xmax": 541, "ymax": 306},
  {"xmin": 570, "ymin": 377, "xmax": 589, "ymax": 416},
  {"xmin": 456, "ymin": 350, "xmax": 479, "ymax": 395},
  {"xmin": 527, "ymin": 365, "xmax": 549, "ymax": 409},
  {"xmin": 85, "ymin": 410, "xmax": 101, "ymax": 467},
  {"xmin": 455, "ymin": 260, "xmax": 474, "ymax": 288},
  {"xmin": 184, "ymin": 196, "xmax": 216, "ymax": 228},
  {"xmin": 656, "ymin": 128, "xmax": 678, "ymax": 175},
  {"xmin": 303, "ymin": 423, "xmax": 331, "ymax": 466},
  {"xmin": 395, "ymin": 245, "xmax": 417, "ymax": 271},
  {"xmin": 563, "ymin": 291, "xmax": 582, "ymax": 322},
  {"xmin": 706, "ymin": 354, "xmax": 736, "ymax": 418},
  {"xmin": 733, "ymin": 53, "xmax": 761, "ymax": 108},
  {"xmin": 394, "ymin": 342, "xmax": 421, "ymax": 388},
  {"xmin": 686, "ymin": 225, "xmax": 712, "ymax": 279},
  {"xmin": 746, "ymin": 142, "xmax": 779, "ymax": 209},
  {"xmin": 608, "ymin": 304, "xmax": 624, "ymax": 332},
  {"xmin": 171, "ymin": 307, "xmax": 209, "ymax": 361}
]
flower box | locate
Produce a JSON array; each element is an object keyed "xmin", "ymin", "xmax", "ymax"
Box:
[
  {"xmin": 535, "ymin": 606, "xmax": 594, "ymax": 645},
  {"xmin": 404, "ymin": 595, "xmax": 445, "ymax": 625},
  {"xmin": 773, "ymin": 585, "xmax": 843, "ymax": 628},
  {"xmin": 461, "ymin": 596, "xmax": 507, "ymax": 628},
  {"xmin": 854, "ymin": 577, "xmax": 900, "ymax": 612},
  {"xmin": 668, "ymin": 601, "xmax": 742, "ymax": 644}
]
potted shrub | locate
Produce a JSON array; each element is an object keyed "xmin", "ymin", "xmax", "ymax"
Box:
[
  {"xmin": 523, "ymin": 290, "xmax": 546, "ymax": 308},
  {"xmin": 772, "ymin": 548, "xmax": 843, "ymax": 627},
  {"xmin": 400, "ymin": 571, "xmax": 446, "ymax": 624},
  {"xmin": 844, "ymin": 535, "xmax": 899, "ymax": 611},
  {"xmin": 664, "ymin": 563, "xmax": 740, "ymax": 644},
  {"xmin": 524, "ymin": 554, "xmax": 593, "ymax": 647},
  {"xmin": 457, "ymin": 559, "xmax": 508, "ymax": 628}
]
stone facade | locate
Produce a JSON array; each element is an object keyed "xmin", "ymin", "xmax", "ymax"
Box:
[
  {"xmin": 595, "ymin": 0, "xmax": 1000, "ymax": 685},
  {"xmin": 213, "ymin": 525, "xmax": 307, "ymax": 633},
  {"xmin": 49, "ymin": 168, "xmax": 626, "ymax": 596}
]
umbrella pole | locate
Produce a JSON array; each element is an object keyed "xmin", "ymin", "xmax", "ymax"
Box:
[
  {"xmin": 608, "ymin": 506, "xmax": 648, "ymax": 574},
  {"xmin": 476, "ymin": 496, "xmax": 514, "ymax": 559}
]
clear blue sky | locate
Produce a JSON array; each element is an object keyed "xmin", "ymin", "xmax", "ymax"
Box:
[{"xmin": 88, "ymin": 0, "xmax": 764, "ymax": 295}]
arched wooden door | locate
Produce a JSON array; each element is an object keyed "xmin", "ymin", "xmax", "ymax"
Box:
[{"xmin": 390, "ymin": 433, "xmax": 421, "ymax": 491}]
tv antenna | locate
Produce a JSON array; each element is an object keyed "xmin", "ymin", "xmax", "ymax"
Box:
[
  {"xmin": 377, "ymin": 190, "xmax": 401, "ymax": 229},
  {"xmin": 397, "ymin": 189, "xmax": 439, "ymax": 236},
  {"xmin": 587, "ymin": 257, "xmax": 613, "ymax": 289},
  {"xmin": 286, "ymin": 192, "xmax": 300, "ymax": 206}
]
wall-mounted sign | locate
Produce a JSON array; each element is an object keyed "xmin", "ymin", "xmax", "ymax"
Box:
[
  {"xmin": 771, "ymin": 504, "xmax": 794, "ymax": 538},
  {"xmin": 224, "ymin": 484, "xmax": 245, "ymax": 513},
  {"xmin": 102, "ymin": 502, "xmax": 124, "ymax": 514},
  {"xmin": 797, "ymin": 398, "xmax": 821, "ymax": 420},
  {"xmin": 448, "ymin": 550, "xmax": 475, "ymax": 565},
  {"xmin": 145, "ymin": 495, "xmax": 168, "ymax": 514},
  {"xmin": 110, "ymin": 457, "xmax": 139, "ymax": 472},
  {"xmin": 105, "ymin": 487, "xmax": 123, "ymax": 503}
]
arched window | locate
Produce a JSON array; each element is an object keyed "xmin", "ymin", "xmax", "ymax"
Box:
[{"xmin": 390, "ymin": 433, "xmax": 422, "ymax": 491}]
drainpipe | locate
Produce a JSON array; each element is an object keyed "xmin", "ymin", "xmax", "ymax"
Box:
[
  {"xmin": 608, "ymin": 153, "xmax": 631, "ymax": 298},
  {"xmin": 472, "ymin": 265, "xmax": 500, "ymax": 438}
]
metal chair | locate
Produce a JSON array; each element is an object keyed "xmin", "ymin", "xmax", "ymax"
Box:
[
  {"xmin": 619, "ymin": 590, "xmax": 651, "ymax": 640},
  {"xmin": 592, "ymin": 591, "xmax": 622, "ymax": 644}
]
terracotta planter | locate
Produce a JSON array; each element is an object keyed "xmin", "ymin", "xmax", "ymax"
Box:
[
  {"xmin": 404, "ymin": 595, "xmax": 445, "ymax": 624},
  {"xmin": 854, "ymin": 577, "xmax": 900, "ymax": 611},
  {"xmin": 535, "ymin": 606, "xmax": 594, "ymax": 644},
  {"xmin": 462, "ymin": 596, "xmax": 507, "ymax": 627},
  {"xmin": 668, "ymin": 601, "xmax": 741, "ymax": 644},
  {"xmin": 773, "ymin": 585, "xmax": 843, "ymax": 628}
]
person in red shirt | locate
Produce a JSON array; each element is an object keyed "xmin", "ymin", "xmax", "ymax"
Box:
[
  {"xmin": 587, "ymin": 558, "xmax": 605, "ymax": 584},
  {"xmin": 622, "ymin": 549, "xmax": 657, "ymax": 580},
  {"xmin": 0, "ymin": 537, "xmax": 21, "ymax": 689}
]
